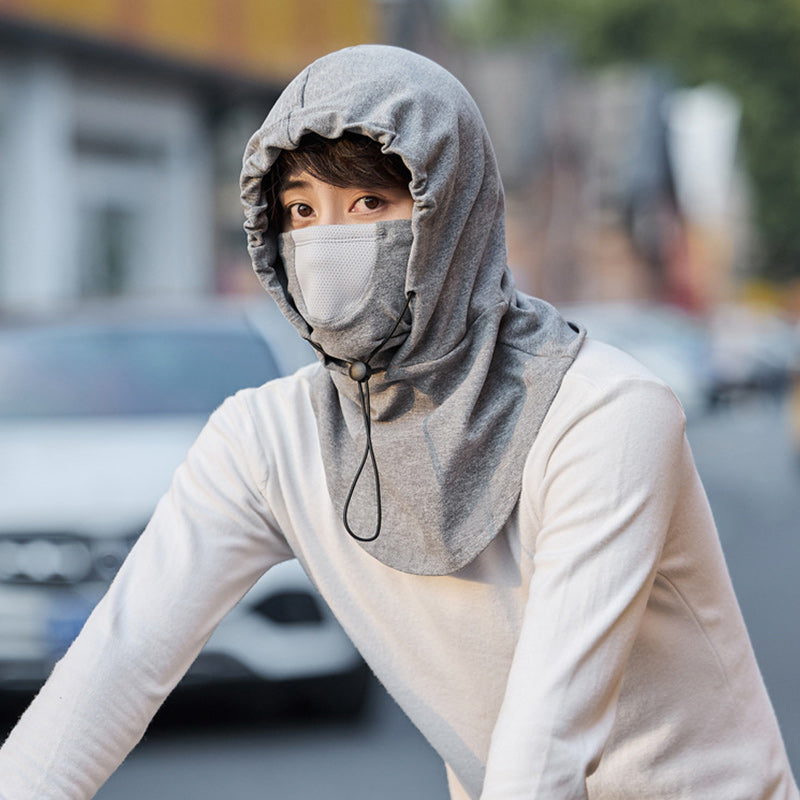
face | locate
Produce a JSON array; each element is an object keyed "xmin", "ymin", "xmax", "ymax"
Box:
[{"xmin": 278, "ymin": 171, "xmax": 413, "ymax": 232}]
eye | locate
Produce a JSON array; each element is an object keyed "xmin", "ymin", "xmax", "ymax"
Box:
[
  {"xmin": 353, "ymin": 195, "xmax": 385, "ymax": 213},
  {"xmin": 289, "ymin": 203, "xmax": 314, "ymax": 218}
]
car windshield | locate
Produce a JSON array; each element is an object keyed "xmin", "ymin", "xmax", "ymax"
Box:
[{"xmin": 0, "ymin": 323, "xmax": 280, "ymax": 418}]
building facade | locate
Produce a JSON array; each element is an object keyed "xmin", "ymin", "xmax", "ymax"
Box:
[{"xmin": 0, "ymin": 0, "xmax": 377, "ymax": 311}]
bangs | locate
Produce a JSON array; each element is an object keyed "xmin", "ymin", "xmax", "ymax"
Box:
[{"xmin": 264, "ymin": 132, "xmax": 411, "ymax": 230}]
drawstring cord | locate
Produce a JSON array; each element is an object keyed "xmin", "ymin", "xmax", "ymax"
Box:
[
  {"xmin": 341, "ymin": 292, "xmax": 413, "ymax": 542},
  {"xmin": 343, "ymin": 372, "xmax": 379, "ymax": 541}
]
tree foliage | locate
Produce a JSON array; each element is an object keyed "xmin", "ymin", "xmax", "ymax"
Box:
[{"xmin": 450, "ymin": 0, "xmax": 800, "ymax": 280}]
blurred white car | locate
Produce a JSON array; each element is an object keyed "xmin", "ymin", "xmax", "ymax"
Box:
[
  {"xmin": 0, "ymin": 300, "xmax": 368, "ymax": 715},
  {"xmin": 706, "ymin": 303, "xmax": 800, "ymax": 404}
]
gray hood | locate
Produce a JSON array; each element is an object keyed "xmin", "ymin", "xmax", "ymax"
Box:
[{"xmin": 241, "ymin": 45, "xmax": 584, "ymax": 575}]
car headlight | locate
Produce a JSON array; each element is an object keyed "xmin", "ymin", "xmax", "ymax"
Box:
[{"xmin": 0, "ymin": 534, "xmax": 137, "ymax": 585}]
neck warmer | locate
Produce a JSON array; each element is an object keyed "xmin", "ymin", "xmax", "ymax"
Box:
[{"xmin": 240, "ymin": 45, "xmax": 585, "ymax": 575}]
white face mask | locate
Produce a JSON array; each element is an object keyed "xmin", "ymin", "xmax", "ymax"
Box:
[{"xmin": 283, "ymin": 224, "xmax": 380, "ymax": 325}]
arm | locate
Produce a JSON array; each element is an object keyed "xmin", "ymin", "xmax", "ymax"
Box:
[
  {"xmin": 0, "ymin": 392, "xmax": 293, "ymax": 799},
  {"xmin": 480, "ymin": 377, "xmax": 686, "ymax": 799}
]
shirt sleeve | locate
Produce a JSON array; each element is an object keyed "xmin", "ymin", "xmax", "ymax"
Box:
[
  {"xmin": 0, "ymin": 391, "xmax": 294, "ymax": 800},
  {"xmin": 480, "ymin": 376, "xmax": 687, "ymax": 799}
]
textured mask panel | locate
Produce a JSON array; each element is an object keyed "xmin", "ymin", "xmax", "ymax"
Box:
[{"xmin": 290, "ymin": 224, "xmax": 379, "ymax": 324}]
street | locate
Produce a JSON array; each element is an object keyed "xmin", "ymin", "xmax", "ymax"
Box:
[
  {"xmin": 95, "ymin": 683, "xmax": 451, "ymax": 800},
  {"xmin": 687, "ymin": 397, "xmax": 800, "ymax": 772},
  {"xmin": 3, "ymin": 397, "xmax": 799, "ymax": 797}
]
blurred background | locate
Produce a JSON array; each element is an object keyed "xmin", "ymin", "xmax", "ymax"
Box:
[{"xmin": 0, "ymin": 0, "xmax": 798, "ymax": 796}]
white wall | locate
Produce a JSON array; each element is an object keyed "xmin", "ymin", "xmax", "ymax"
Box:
[
  {"xmin": 0, "ymin": 57, "xmax": 78, "ymax": 308},
  {"xmin": 0, "ymin": 55, "xmax": 215, "ymax": 311}
]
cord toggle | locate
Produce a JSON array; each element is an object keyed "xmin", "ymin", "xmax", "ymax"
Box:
[{"xmin": 348, "ymin": 360, "xmax": 370, "ymax": 382}]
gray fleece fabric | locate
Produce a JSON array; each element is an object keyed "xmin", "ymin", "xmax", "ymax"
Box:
[{"xmin": 240, "ymin": 45, "xmax": 585, "ymax": 575}]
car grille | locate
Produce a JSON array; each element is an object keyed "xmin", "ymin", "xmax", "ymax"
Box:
[{"xmin": 0, "ymin": 533, "xmax": 139, "ymax": 585}]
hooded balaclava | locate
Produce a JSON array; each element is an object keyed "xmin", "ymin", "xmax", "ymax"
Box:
[{"xmin": 240, "ymin": 45, "xmax": 585, "ymax": 576}]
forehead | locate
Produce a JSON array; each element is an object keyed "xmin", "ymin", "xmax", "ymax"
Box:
[
  {"xmin": 278, "ymin": 170, "xmax": 388, "ymax": 197},
  {"xmin": 278, "ymin": 171, "xmax": 345, "ymax": 196}
]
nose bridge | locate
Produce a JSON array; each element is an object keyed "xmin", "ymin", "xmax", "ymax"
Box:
[{"xmin": 316, "ymin": 184, "xmax": 348, "ymax": 226}]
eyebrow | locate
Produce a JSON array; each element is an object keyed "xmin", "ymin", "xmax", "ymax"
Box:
[{"xmin": 279, "ymin": 177, "xmax": 312, "ymax": 196}]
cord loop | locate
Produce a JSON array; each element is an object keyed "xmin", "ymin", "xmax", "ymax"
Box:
[{"xmin": 342, "ymin": 292, "xmax": 413, "ymax": 542}]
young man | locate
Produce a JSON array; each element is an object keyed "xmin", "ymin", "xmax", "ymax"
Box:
[{"xmin": 1, "ymin": 45, "xmax": 798, "ymax": 799}]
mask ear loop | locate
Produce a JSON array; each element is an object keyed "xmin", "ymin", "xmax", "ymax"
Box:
[{"xmin": 343, "ymin": 292, "xmax": 414, "ymax": 542}]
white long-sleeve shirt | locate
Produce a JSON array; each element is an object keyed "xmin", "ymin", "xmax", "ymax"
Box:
[{"xmin": 1, "ymin": 339, "xmax": 797, "ymax": 799}]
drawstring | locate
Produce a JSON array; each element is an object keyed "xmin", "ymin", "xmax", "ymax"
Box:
[
  {"xmin": 343, "ymin": 372, "xmax": 379, "ymax": 541},
  {"xmin": 342, "ymin": 292, "xmax": 413, "ymax": 542}
]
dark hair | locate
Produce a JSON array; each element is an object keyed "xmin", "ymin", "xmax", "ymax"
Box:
[{"xmin": 265, "ymin": 132, "xmax": 412, "ymax": 230}]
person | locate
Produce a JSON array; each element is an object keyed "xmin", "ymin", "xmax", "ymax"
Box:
[{"xmin": 0, "ymin": 44, "xmax": 797, "ymax": 800}]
